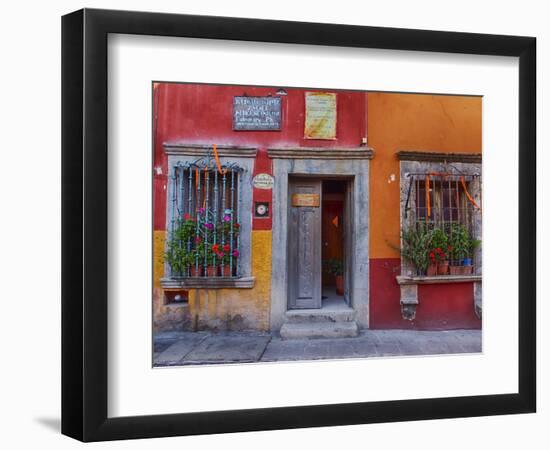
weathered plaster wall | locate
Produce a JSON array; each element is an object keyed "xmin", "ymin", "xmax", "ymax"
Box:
[
  {"xmin": 153, "ymin": 87, "xmax": 482, "ymax": 332},
  {"xmin": 367, "ymin": 93, "xmax": 482, "ymax": 329},
  {"xmin": 187, "ymin": 230, "xmax": 272, "ymax": 331},
  {"xmin": 367, "ymin": 92, "xmax": 482, "ymax": 259},
  {"xmin": 153, "ymin": 83, "xmax": 368, "ymax": 332},
  {"xmin": 153, "ymin": 230, "xmax": 192, "ymax": 331}
]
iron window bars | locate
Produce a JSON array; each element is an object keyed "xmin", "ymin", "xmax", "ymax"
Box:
[
  {"xmin": 167, "ymin": 149, "xmax": 243, "ymax": 279},
  {"xmin": 404, "ymin": 169, "xmax": 482, "ymax": 273}
]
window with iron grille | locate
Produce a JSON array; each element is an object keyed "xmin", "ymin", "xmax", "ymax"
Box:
[
  {"xmin": 411, "ymin": 176, "xmax": 477, "ymax": 228},
  {"xmin": 401, "ymin": 167, "xmax": 482, "ymax": 277},
  {"xmin": 165, "ymin": 160, "xmax": 243, "ymax": 279}
]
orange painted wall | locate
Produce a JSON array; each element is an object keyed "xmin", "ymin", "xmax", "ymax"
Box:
[{"xmin": 367, "ymin": 93, "xmax": 482, "ymax": 259}]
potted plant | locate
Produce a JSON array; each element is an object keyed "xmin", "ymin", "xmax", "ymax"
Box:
[
  {"xmin": 430, "ymin": 227, "xmax": 450, "ymax": 275},
  {"xmin": 399, "ymin": 225, "xmax": 434, "ymax": 276},
  {"xmin": 447, "ymin": 224, "xmax": 480, "ymax": 275},
  {"xmin": 462, "ymin": 235, "xmax": 481, "ymax": 275},
  {"xmin": 448, "ymin": 223, "xmax": 469, "ymax": 275},
  {"xmin": 205, "ymin": 243, "xmax": 219, "ymax": 277},
  {"xmin": 216, "ymin": 243, "xmax": 238, "ymax": 277},
  {"xmin": 224, "ymin": 248, "xmax": 240, "ymax": 277},
  {"xmin": 323, "ymin": 259, "xmax": 344, "ymax": 295},
  {"xmin": 428, "ymin": 247, "xmax": 446, "ymax": 276},
  {"xmin": 165, "ymin": 244, "xmax": 192, "ymax": 277},
  {"xmin": 165, "ymin": 215, "xmax": 197, "ymax": 276},
  {"xmin": 189, "ymin": 237, "xmax": 204, "ymax": 277}
]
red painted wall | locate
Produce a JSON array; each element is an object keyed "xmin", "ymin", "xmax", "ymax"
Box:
[
  {"xmin": 153, "ymin": 83, "xmax": 367, "ymax": 231},
  {"xmin": 251, "ymin": 149, "xmax": 273, "ymax": 230},
  {"xmin": 369, "ymin": 258, "xmax": 481, "ymax": 329}
]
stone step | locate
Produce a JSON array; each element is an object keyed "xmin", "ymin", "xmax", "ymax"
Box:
[
  {"xmin": 280, "ymin": 321, "xmax": 359, "ymax": 339},
  {"xmin": 285, "ymin": 308, "xmax": 356, "ymax": 323}
]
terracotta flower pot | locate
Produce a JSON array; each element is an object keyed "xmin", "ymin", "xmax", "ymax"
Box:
[
  {"xmin": 206, "ymin": 266, "xmax": 218, "ymax": 277},
  {"xmin": 462, "ymin": 265, "xmax": 473, "ymax": 275},
  {"xmin": 449, "ymin": 265, "xmax": 462, "ymax": 275},
  {"xmin": 427, "ymin": 263, "xmax": 438, "ymax": 277},
  {"xmin": 222, "ymin": 265, "xmax": 232, "ymax": 277},
  {"xmin": 335, "ymin": 275, "xmax": 344, "ymax": 296},
  {"xmin": 189, "ymin": 266, "xmax": 203, "ymax": 277},
  {"xmin": 437, "ymin": 261, "xmax": 449, "ymax": 275}
]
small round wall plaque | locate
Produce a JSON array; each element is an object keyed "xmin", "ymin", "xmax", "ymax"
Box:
[{"xmin": 252, "ymin": 173, "xmax": 274, "ymax": 190}]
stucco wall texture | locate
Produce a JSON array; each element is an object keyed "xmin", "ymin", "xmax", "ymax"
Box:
[
  {"xmin": 367, "ymin": 93, "xmax": 482, "ymax": 330},
  {"xmin": 367, "ymin": 92, "xmax": 482, "ymax": 259},
  {"xmin": 153, "ymin": 85, "xmax": 482, "ymax": 332},
  {"xmin": 188, "ymin": 230, "xmax": 272, "ymax": 331}
]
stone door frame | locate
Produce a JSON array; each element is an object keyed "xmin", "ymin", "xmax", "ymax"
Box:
[{"xmin": 268, "ymin": 147, "xmax": 373, "ymax": 331}]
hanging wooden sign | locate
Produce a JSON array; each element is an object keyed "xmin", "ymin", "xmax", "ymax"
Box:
[{"xmin": 291, "ymin": 193, "xmax": 320, "ymax": 207}]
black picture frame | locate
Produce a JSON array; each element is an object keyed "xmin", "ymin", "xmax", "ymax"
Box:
[{"xmin": 61, "ymin": 8, "xmax": 536, "ymax": 442}]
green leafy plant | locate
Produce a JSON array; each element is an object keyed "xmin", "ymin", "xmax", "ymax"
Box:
[
  {"xmin": 399, "ymin": 225, "xmax": 435, "ymax": 275},
  {"xmin": 431, "ymin": 227, "xmax": 449, "ymax": 255},
  {"xmin": 448, "ymin": 223, "xmax": 470, "ymax": 261},
  {"xmin": 165, "ymin": 208, "xmax": 242, "ymax": 276},
  {"xmin": 165, "ymin": 217, "xmax": 197, "ymax": 274},
  {"xmin": 323, "ymin": 259, "xmax": 344, "ymax": 276},
  {"xmin": 468, "ymin": 236, "xmax": 481, "ymax": 258},
  {"xmin": 197, "ymin": 241, "xmax": 215, "ymax": 266},
  {"xmin": 448, "ymin": 223, "xmax": 480, "ymax": 261},
  {"xmin": 165, "ymin": 244, "xmax": 192, "ymax": 274},
  {"xmin": 189, "ymin": 239, "xmax": 205, "ymax": 267}
]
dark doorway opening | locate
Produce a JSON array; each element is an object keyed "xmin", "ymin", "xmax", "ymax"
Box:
[{"xmin": 322, "ymin": 180, "xmax": 347, "ymax": 307}]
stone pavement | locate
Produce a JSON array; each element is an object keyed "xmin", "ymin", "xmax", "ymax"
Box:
[{"xmin": 153, "ymin": 329, "xmax": 481, "ymax": 366}]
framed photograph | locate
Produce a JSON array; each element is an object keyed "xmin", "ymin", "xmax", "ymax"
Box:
[{"xmin": 61, "ymin": 8, "xmax": 536, "ymax": 442}]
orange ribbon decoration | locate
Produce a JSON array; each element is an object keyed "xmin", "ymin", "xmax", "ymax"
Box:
[
  {"xmin": 212, "ymin": 144, "xmax": 227, "ymax": 175},
  {"xmin": 460, "ymin": 176, "xmax": 481, "ymax": 210},
  {"xmin": 425, "ymin": 174, "xmax": 431, "ymax": 220}
]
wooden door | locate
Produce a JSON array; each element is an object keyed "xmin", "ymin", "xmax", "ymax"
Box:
[
  {"xmin": 343, "ymin": 181, "xmax": 353, "ymax": 306},
  {"xmin": 288, "ymin": 179, "xmax": 322, "ymax": 309}
]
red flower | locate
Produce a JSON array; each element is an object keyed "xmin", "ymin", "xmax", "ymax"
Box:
[
  {"xmin": 212, "ymin": 244, "xmax": 219, "ymax": 253},
  {"xmin": 184, "ymin": 213, "xmax": 191, "ymax": 220},
  {"xmin": 194, "ymin": 236, "xmax": 202, "ymax": 243},
  {"xmin": 223, "ymin": 244, "xmax": 230, "ymax": 252},
  {"xmin": 233, "ymin": 223, "xmax": 240, "ymax": 229}
]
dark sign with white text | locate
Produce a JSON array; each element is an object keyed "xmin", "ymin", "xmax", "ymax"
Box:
[{"xmin": 233, "ymin": 96, "xmax": 282, "ymax": 131}]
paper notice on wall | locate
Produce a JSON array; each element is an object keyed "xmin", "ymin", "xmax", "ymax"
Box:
[{"xmin": 304, "ymin": 92, "xmax": 337, "ymax": 140}]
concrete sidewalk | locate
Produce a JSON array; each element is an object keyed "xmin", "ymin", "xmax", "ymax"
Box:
[{"xmin": 153, "ymin": 329, "xmax": 481, "ymax": 366}]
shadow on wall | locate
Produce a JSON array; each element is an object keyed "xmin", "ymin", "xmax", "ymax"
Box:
[{"xmin": 34, "ymin": 417, "xmax": 60, "ymax": 433}]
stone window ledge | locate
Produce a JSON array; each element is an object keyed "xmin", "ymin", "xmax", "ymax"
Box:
[
  {"xmin": 396, "ymin": 275, "xmax": 482, "ymax": 285},
  {"xmin": 164, "ymin": 302, "xmax": 189, "ymax": 310},
  {"xmin": 160, "ymin": 277, "xmax": 255, "ymax": 289}
]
